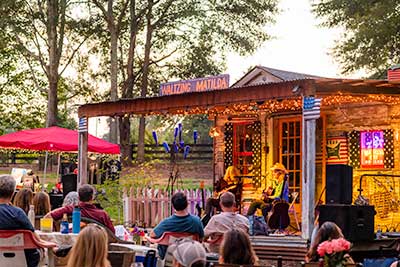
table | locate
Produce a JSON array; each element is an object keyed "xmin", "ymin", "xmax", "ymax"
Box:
[{"xmin": 36, "ymin": 231, "xmax": 78, "ymax": 267}]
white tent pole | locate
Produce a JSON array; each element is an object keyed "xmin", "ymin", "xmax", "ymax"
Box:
[
  {"xmin": 57, "ymin": 153, "xmax": 61, "ymax": 182},
  {"xmin": 43, "ymin": 151, "xmax": 48, "ymax": 190}
]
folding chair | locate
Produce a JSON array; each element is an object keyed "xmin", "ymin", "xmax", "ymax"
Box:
[
  {"xmin": 0, "ymin": 229, "xmax": 56, "ymax": 267},
  {"xmin": 288, "ymin": 192, "xmax": 300, "ymax": 231},
  {"xmin": 145, "ymin": 232, "xmax": 200, "ymax": 246}
]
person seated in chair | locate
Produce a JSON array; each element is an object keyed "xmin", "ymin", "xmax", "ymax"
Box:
[
  {"xmin": 45, "ymin": 184, "xmax": 115, "ymax": 233},
  {"xmin": 203, "ymin": 166, "xmax": 242, "ymax": 225},
  {"xmin": 204, "ymin": 192, "xmax": 249, "ymax": 253},
  {"xmin": 0, "ymin": 175, "xmax": 56, "ymax": 267},
  {"xmin": 149, "ymin": 192, "xmax": 204, "ymax": 260},
  {"xmin": 246, "ymin": 162, "xmax": 289, "ymax": 221}
]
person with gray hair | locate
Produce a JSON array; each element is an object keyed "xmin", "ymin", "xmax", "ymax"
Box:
[
  {"xmin": 62, "ymin": 191, "xmax": 79, "ymax": 207},
  {"xmin": 204, "ymin": 192, "xmax": 249, "ymax": 253},
  {"xmin": 0, "ymin": 175, "xmax": 55, "ymax": 267}
]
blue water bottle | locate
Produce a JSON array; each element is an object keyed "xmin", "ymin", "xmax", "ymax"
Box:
[{"xmin": 72, "ymin": 206, "xmax": 81, "ymax": 234}]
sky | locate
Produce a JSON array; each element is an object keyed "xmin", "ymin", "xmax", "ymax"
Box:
[{"xmin": 226, "ymin": 0, "xmax": 360, "ymax": 83}]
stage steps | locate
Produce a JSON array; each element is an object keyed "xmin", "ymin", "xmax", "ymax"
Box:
[{"xmin": 250, "ymin": 235, "xmax": 308, "ymax": 262}]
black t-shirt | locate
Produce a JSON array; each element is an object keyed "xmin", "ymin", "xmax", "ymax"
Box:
[{"xmin": 0, "ymin": 204, "xmax": 39, "ymax": 267}]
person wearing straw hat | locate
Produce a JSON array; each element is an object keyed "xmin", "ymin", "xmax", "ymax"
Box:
[{"xmin": 246, "ymin": 162, "xmax": 289, "ymax": 221}]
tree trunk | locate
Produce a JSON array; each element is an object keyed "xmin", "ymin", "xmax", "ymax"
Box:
[
  {"xmin": 119, "ymin": 116, "xmax": 132, "ymax": 166},
  {"xmin": 137, "ymin": 0, "xmax": 153, "ymax": 163},
  {"xmin": 109, "ymin": 4, "xmax": 119, "ymax": 143},
  {"xmin": 46, "ymin": 0, "xmax": 60, "ymax": 127}
]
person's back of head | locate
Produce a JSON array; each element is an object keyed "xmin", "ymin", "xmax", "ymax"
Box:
[
  {"xmin": 306, "ymin": 221, "xmax": 344, "ymax": 261},
  {"xmin": 172, "ymin": 192, "xmax": 188, "ymax": 211},
  {"xmin": 67, "ymin": 224, "xmax": 110, "ymax": 267},
  {"xmin": 13, "ymin": 188, "xmax": 33, "ymax": 214},
  {"xmin": 219, "ymin": 192, "xmax": 235, "ymax": 209},
  {"xmin": 220, "ymin": 229, "xmax": 258, "ymax": 265},
  {"xmin": 78, "ymin": 184, "xmax": 94, "ymax": 203},
  {"xmin": 0, "ymin": 175, "xmax": 16, "ymax": 200},
  {"xmin": 32, "ymin": 191, "xmax": 51, "ymax": 216},
  {"xmin": 63, "ymin": 191, "xmax": 79, "ymax": 207},
  {"xmin": 172, "ymin": 240, "xmax": 206, "ymax": 267}
]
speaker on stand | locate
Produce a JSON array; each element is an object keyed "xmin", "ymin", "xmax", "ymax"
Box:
[
  {"xmin": 62, "ymin": 173, "xmax": 78, "ymax": 199},
  {"xmin": 326, "ymin": 164, "xmax": 353, "ymax": 204}
]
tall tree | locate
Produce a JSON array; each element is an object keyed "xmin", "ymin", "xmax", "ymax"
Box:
[
  {"xmin": 0, "ymin": 0, "xmax": 92, "ymax": 126},
  {"xmin": 313, "ymin": 0, "xmax": 400, "ymax": 76},
  {"xmin": 92, "ymin": 0, "xmax": 130, "ymax": 143}
]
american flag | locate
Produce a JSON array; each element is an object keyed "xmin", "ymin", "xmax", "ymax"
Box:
[
  {"xmin": 303, "ymin": 97, "xmax": 321, "ymax": 121},
  {"xmin": 78, "ymin": 117, "xmax": 88, "ymax": 133}
]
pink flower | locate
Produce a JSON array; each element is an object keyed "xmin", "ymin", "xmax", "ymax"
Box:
[{"xmin": 317, "ymin": 238, "xmax": 351, "ymax": 256}]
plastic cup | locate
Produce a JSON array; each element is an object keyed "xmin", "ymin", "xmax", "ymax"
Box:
[{"xmin": 40, "ymin": 218, "xmax": 53, "ymax": 232}]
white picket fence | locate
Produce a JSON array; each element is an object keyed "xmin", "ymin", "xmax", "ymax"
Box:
[{"xmin": 123, "ymin": 187, "xmax": 212, "ymax": 227}]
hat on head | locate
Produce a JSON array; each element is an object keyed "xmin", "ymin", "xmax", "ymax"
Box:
[
  {"xmin": 270, "ymin": 162, "xmax": 288, "ymax": 174},
  {"xmin": 172, "ymin": 240, "xmax": 206, "ymax": 267}
]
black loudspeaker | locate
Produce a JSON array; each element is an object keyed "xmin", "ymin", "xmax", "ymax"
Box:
[
  {"xmin": 319, "ymin": 204, "xmax": 375, "ymax": 242},
  {"xmin": 49, "ymin": 194, "xmax": 63, "ymax": 210},
  {"xmin": 326, "ymin": 164, "xmax": 353, "ymax": 204},
  {"xmin": 62, "ymin": 173, "xmax": 77, "ymax": 198}
]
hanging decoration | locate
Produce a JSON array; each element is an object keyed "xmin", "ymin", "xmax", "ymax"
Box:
[
  {"xmin": 383, "ymin": 129, "xmax": 395, "ymax": 169},
  {"xmin": 249, "ymin": 121, "xmax": 262, "ymax": 188},
  {"xmin": 326, "ymin": 136, "xmax": 348, "ymax": 165},
  {"xmin": 224, "ymin": 123, "xmax": 233, "ymax": 170},
  {"xmin": 348, "ymin": 129, "xmax": 395, "ymax": 169},
  {"xmin": 348, "ymin": 131, "xmax": 360, "ymax": 168}
]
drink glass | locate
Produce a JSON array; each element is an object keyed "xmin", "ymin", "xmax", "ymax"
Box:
[{"xmin": 40, "ymin": 218, "xmax": 53, "ymax": 233}]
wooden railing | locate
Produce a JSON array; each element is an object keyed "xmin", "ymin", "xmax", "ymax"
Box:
[
  {"xmin": 123, "ymin": 187, "xmax": 212, "ymax": 227},
  {"xmin": 131, "ymin": 144, "xmax": 213, "ymax": 161}
]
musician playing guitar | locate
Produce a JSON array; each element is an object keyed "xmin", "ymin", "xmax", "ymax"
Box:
[
  {"xmin": 202, "ymin": 166, "xmax": 242, "ymax": 226},
  {"xmin": 246, "ymin": 162, "xmax": 289, "ymax": 223}
]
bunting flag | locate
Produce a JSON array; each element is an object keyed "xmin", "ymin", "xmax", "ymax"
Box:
[
  {"xmin": 303, "ymin": 97, "xmax": 321, "ymax": 121},
  {"xmin": 78, "ymin": 117, "xmax": 88, "ymax": 133}
]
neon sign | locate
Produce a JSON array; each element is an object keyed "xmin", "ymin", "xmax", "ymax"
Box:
[{"xmin": 360, "ymin": 130, "xmax": 384, "ymax": 168}]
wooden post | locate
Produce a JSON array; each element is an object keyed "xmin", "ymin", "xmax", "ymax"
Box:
[
  {"xmin": 78, "ymin": 117, "xmax": 88, "ymax": 185},
  {"xmin": 301, "ymin": 95, "xmax": 320, "ymax": 240},
  {"xmin": 302, "ymin": 119, "xmax": 316, "ymax": 239}
]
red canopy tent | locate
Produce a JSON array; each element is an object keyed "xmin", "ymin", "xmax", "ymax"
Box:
[{"xmin": 0, "ymin": 126, "xmax": 120, "ymax": 154}]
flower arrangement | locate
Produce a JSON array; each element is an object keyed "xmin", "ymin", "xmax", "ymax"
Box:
[
  {"xmin": 317, "ymin": 238, "xmax": 351, "ymax": 267},
  {"xmin": 129, "ymin": 226, "xmax": 145, "ymax": 244}
]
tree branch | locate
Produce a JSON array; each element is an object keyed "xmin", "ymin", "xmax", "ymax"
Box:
[
  {"xmin": 116, "ymin": 0, "xmax": 130, "ymax": 31},
  {"xmin": 59, "ymin": 35, "xmax": 91, "ymax": 76}
]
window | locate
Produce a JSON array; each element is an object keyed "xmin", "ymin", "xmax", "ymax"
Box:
[{"xmin": 360, "ymin": 130, "xmax": 384, "ymax": 168}]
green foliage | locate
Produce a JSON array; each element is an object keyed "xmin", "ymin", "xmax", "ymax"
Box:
[{"xmin": 313, "ymin": 0, "xmax": 400, "ymax": 75}]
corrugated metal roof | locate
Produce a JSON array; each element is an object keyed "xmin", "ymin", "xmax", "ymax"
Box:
[{"xmin": 257, "ymin": 66, "xmax": 322, "ymax": 81}]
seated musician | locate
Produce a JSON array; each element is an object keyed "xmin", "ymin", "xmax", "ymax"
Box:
[
  {"xmin": 202, "ymin": 166, "xmax": 242, "ymax": 225},
  {"xmin": 246, "ymin": 162, "xmax": 289, "ymax": 221}
]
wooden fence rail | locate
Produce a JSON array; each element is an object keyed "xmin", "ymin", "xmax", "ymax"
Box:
[
  {"xmin": 123, "ymin": 187, "xmax": 212, "ymax": 227},
  {"xmin": 131, "ymin": 143, "xmax": 213, "ymax": 161}
]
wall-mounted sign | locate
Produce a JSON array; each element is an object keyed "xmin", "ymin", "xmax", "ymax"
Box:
[
  {"xmin": 159, "ymin": 74, "xmax": 230, "ymax": 96},
  {"xmin": 326, "ymin": 136, "xmax": 348, "ymax": 165},
  {"xmin": 360, "ymin": 130, "xmax": 384, "ymax": 168}
]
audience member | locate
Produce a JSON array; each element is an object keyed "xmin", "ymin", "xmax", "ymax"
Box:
[
  {"xmin": 32, "ymin": 191, "xmax": 51, "ymax": 216},
  {"xmin": 14, "ymin": 187, "xmax": 33, "ymax": 214},
  {"xmin": 66, "ymin": 224, "xmax": 110, "ymax": 267},
  {"xmin": 170, "ymin": 240, "xmax": 206, "ymax": 267},
  {"xmin": 62, "ymin": 191, "xmax": 79, "ymax": 207},
  {"xmin": 0, "ymin": 175, "xmax": 55, "ymax": 267},
  {"xmin": 204, "ymin": 191, "xmax": 249, "ymax": 252},
  {"xmin": 45, "ymin": 184, "xmax": 115, "ymax": 233},
  {"xmin": 149, "ymin": 192, "xmax": 204, "ymax": 259},
  {"xmin": 306, "ymin": 221, "xmax": 352, "ymax": 263},
  {"xmin": 219, "ymin": 229, "xmax": 258, "ymax": 265}
]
